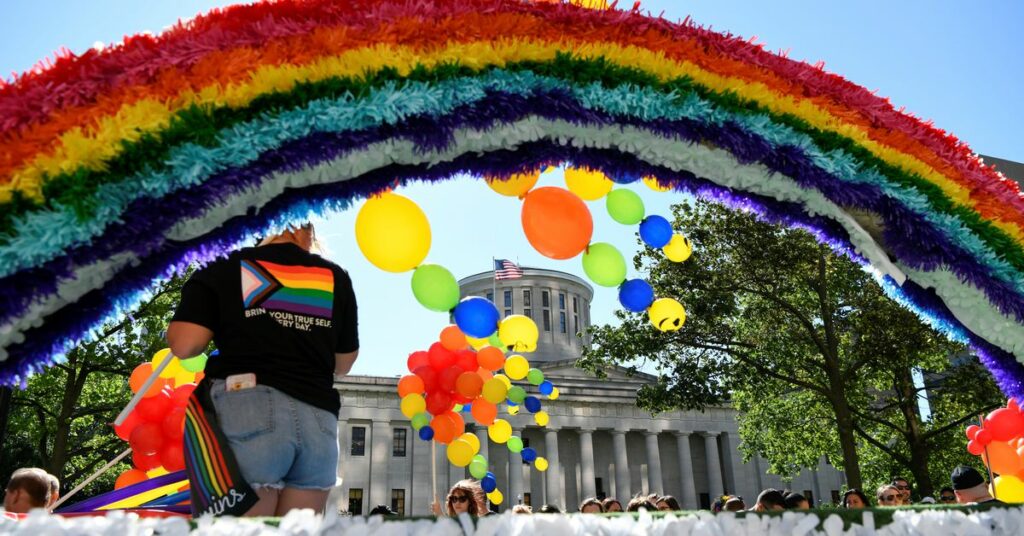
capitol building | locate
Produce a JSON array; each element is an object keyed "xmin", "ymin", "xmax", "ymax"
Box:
[{"xmin": 334, "ymin": 267, "xmax": 845, "ymax": 516}]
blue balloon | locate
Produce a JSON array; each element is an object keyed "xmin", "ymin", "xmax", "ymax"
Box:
[
  {"xmin": 618, "ymin": 279, "xmax": 655, "ymax": 312},
  {"xmin": 506, "ymin": 400, "xmax": 518, "ymax": 406},
  {"xmin": 639, "ymin": 215, "xmax": 673, "ymax": 248},
  {"xmin": 521, "ymin": 447, "xmax": 538, "ymax": 463},
  {"xmin": 610, "ymin": 171, "xmax": 641, "ymax": 184},
  {"xmin": 453, "ymin": 297, "xmax": 500, "ymax": 338},
  {"xmin": 462, "ymin": 403, "xmax": 472, "ymax": 413},
  {"xmin": 481, "ymin": 472, "xmax": 497, "ymax": 492},
  {"xmin": 419, "ymin": 426, "xmax": 434, "ymax": 441},
  {"xmin": 539, "ymin": 380, "xmax": 554, "ymax": 395},
  {"xmin": 524, "ymin": 396, "xmax": 541, "ymax": 413}
]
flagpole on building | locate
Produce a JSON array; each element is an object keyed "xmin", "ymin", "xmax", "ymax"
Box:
[{"xmin": 492, "ymin": 257, "xmax": 498, "ymax": 308}]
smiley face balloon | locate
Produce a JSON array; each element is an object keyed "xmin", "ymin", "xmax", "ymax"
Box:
[{"xmin": 648, "ymin": 298, "xmax": 686, "ymax": 332}]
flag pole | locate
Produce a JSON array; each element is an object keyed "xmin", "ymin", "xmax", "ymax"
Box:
[{"xmin": 492, "ymin": 257, "xmax": 498, "ymax": 309}]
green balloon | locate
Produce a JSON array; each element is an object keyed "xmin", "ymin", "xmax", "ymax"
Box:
[
  {"xmin": 411, "ymin": 412, "xmax": 430, "ymax": 430},
  {"xmin": 507, "ymin": 436, "xmax": 524, "ymax": 454},
  {"xmin": 411, "ymin": 264, "xmax": 460, "ymax": 312},
  {"xmin": 606, "ymin": 189, "xmax": 645, "ymax": 225},
  {"xmin": 582, "ymin": 242, "xmax": 627, "ymax": 287},
  {"xmin": 488, "ymin": 332, "xmax": 503, "ymax": 348},
  {"xmin": 507, "ymin": 386, "xmax": 526, "ymax": 404},
  {"xmin": 180, "ymin": 353, "xmax": 208, "ymax": 373},
  {"xmin": 527, "ymin": 368, "xmax": 545, "ymax": 386},
  {"xmin": 469, "ymin": 459, "xmax": 488, "ymax": 479}
]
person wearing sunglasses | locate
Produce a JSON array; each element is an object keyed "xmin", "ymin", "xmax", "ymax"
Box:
[
  {"xmin": 891, "ymin": 477, "xmax": 912, "ymax": 505},
  {"xmin": 432, "ymin": 480, "xmax": 487, "ymax": 517},
  {"xmin": 876, "ymin": 484, "xmax": 901, "ymax": 506},
  {"xmin": 938, "ymin": 486, "xmax": 957, "ymax": 504}
]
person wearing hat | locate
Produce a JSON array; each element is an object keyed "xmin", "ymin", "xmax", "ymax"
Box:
[{"xmin": 950, "ymin": 465, "xmax": 1003, "ymax": 505}]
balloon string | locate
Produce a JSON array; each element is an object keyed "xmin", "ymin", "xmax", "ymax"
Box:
[
  {"xmin": 114, "ymin": 353, "xmax": 174, "ymax": 426},
  {"xmin": 52, "ymin": 448, "xmax": 132, "ymax": 510}
]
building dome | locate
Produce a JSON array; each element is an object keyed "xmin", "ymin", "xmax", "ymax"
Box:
[{"xmin": 458, "ymin": 267, "xmax": 594, "ymax": 363}]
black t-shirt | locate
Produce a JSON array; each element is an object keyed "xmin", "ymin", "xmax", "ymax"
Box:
[{"xmin": 172, "ymin": 243, "xmax": 358, "ymax": 414}]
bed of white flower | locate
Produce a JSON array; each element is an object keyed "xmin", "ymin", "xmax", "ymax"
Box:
[{"xmin": 4, "ymin": 507, "xmax": 1024, "ymax": 535}]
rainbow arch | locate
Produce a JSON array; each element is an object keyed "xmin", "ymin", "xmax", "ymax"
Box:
[{"xmin": 2, "ymin": 0, "xmax": 1024, "ymax": 396}]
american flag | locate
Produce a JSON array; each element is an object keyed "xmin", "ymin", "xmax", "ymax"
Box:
[{"xmin": 493, "ymin": 259, "xmax": 524, "ymax": 280}]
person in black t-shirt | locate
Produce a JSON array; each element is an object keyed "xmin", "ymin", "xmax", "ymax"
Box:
[{"xmin": 168, "ymin": 223, "xmax": 358, "ymax": 517}]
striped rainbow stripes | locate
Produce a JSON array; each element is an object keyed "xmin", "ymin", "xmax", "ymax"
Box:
[
  {"xmin": 1, "ymin": 0, "xmax": 1024, "ymax": 396},
  {"xmin": 184, "ymin": 394, "xmax": 237, "ymax": 514}
]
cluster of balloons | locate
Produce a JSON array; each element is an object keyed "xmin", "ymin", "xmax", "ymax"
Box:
[
  {"xmin": 397, "ymin": 319, "xmax": 556, "ymax": 505},
  {"xmin": 964, "ymin": 399, "xmax": 1024, "ymax": 502},
  {"xmin": 487, "ymin": 166, "xmax": 691, "ymax": 332},
  {"xmin": 113, "ymin": 349, "xmax": 207, "ymax": 489}
]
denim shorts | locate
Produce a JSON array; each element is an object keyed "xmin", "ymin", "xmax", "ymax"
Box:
[{"xmin": 210, "ymin": 379, "xmax": 339, "ymax": 490}]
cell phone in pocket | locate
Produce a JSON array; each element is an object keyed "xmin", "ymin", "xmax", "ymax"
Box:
[{"xmin": 226, "ymin": 373, "xmax": 257, "ymax": 391}]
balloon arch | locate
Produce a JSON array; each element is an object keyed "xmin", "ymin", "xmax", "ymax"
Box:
[{"xmin": 3, "ymin": 0, "xmax": 1024, "ymax": 403}]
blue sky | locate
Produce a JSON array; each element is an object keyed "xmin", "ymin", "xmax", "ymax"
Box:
[{"xmin": 2, "ymin": 1, "xmax": 1021, "ymax": 377}]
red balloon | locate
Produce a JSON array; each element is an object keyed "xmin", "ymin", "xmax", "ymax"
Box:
[
  {"xmin": 129, "ymin": 422, "xmax": 164, "ymax": 456},
  {"xmin": 976, "ymin": 428, "xmax": 993, "ymax": 445},
  {"xmin": 407, "ymin": 351, "xmax": 430, "ymax": 373},
  {"xmin": 428, "ymin": 342, "xmax": 456, "ymax": 371},
  {"xmin": 425, "ymin": 390, "xmax": 454, "ymax": 416},
  {"xmin": 114, "ymin": 411, "xmax": 142, "ymax": 441},
  {"xmin": 455, "ymin": 371, "xmax": 484, "ymax": 399},
  {"xmin": 160, "ymin": 444, "xmax": 186, "ymax": 472},
  {"xmin": 162, "ymin": 407, "xmax": 186, "ymax": 441},
  {"xmin": 985, "ymin": 408, "xmax": 1024, "ymax": 441},
  {"xmin": 132, "ymin": 449, "xmax": 161, "ymax": 471},
  {"xmin": 137, "ymin": 390, "xmax": 173, "ymax": 423},
  {"xmin": 438, "ymin": 366, "xmax": 462, "ymax": 394},
  {"xmin": 1010, "ymin": 398, "xmax": 1021, "ymax": 414},
  {"xmin": 171, "ymin": 384, "xmax": 196, "ymax": 407},
  {"xmin": 452, "ymin": 392, "xmax": 472, "ymax": 405},
  {"xmin": 521, "ymin": 186, "xmax": 593, "ymax": 259},
  {"xmin": 455, "ymin": 350, "xmax": 479, "ymax": 372},
  {"xmin": 413, "ymin": 366, "xmax": 438, "ymax": 393},
  {"xmin": 966, "ymin": 424, "xmax": 981, "ymax": 440}
]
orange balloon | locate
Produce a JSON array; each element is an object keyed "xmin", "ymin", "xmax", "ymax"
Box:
[
  {"xmin": 477, "ymin": 368, "xmax": 494, "ymax": 383},
  {"xmin": 983, "ymin": 439, "xmax": 1022, "ymax": 475},
  {"xmin": 471, "ymin": 398, "xmax": 498, "ymax": 426},
  {"xmin": 455, "ymin": 372, "xmax": 484, "ymax": 399},
  {"xmin": 477, "ymin": 347, "xmax": 505, "ymax": 371},
  {"xmin": 115, "ymin": 468, "xmax": 148, "ymax": 490},
  {"xmin": 521, "ymin": 187, "xmax": 593, "ymax": 260},
  {"xmin": 397, "ymin": 374, "xmax": 425, "ymax": 398},
  {"xmin": 431, "ymin": 411, "xmax": 465, "ymax": 445},
  {"xmin": 440, "ymin": 325, "xmax": 468, "ymax": 351},
  {"xmin": 129, "ymin": 363, "xmax": 170, "ymax": 398},
  {"xmin": 194, "ymin": 371, "xmax": 205, "ymax": 382}
]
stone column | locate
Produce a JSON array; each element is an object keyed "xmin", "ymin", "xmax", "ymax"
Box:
[
  {"xmin": 578, "ymin": 428, "xmax": 597, "ymax": 500},
  {"xmin": 369, "ymin": 420, "xmax": 391, "ymax": 507},
  {"xmin": 644, "ymin": 431, "xmax": 664, "ymax": 494},
  {"xmin": 702, "ymin": 432, "xmax": 724, "ymax": 498},
  {"xmin": 674, "ymin": 432, "xmax": 698, "ymax": 509},
  {"xmin": 475, "ymin": 426, "xmax": 490, "ymax": 461},
  {"xmin": 544, "ymin": 428, "xmax": 562, "ymax": 508},
  {"xmin": 509, "ymin": 427, "xmax": 524, "ymax": 505},
  {"xmin": 611, "ymin": 429, "xmax": 631, "ymax": 500}
]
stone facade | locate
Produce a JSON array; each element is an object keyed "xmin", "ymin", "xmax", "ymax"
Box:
[{"xmin": 334, "ymin": 268, "xmax": 846, "ymax": 515}]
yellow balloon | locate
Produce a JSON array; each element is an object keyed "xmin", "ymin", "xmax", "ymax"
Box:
[
  {"xmin": 466, "ymin": 336, "xmax": 490, "ymax": 351},
  {"xmin": 549, "ymin": 387, "xmax": 560, "ymax": 400},
  {"xmin": 494, "ymin": 374, "xmax": 512, "ymax": 390},
  {"xmin": 482, "ymin": 378, "xmax": 509, "ymax": 405},
  {"xmin": 642, "ymin": 175, "xmax": 671, "ymax": 192},
  {"xmin": 447, "ymin": 439, "xmax": 475, "ymax": 467},
  {"xmin": 663, "ymin": 234, "xmax": 692, "ymax": 263},
  {"xmin": 146, "ymin": 467, "xmax": 169, "ymax": 478},
  {"xmin": 486, "ymin": 171, "xmax": 539, "ymax": 197},
  {"xmin": 151, "ymin": 348, "xmax": 185, "ymax": 380},
  {"xmin": 401, "ymin": 393, "xmax": 426, "ymax": 418},
  {"xmin": 488, "ymin": 419, "xmax": 512, "ymax": 444},
  {"xmin": 535, "ymin": 457, "xmax": 549, "ymax": 471},
  {"xmin": 172, "ymin": 369, "xmax": 197, "ymax": 387},
  {"xmin": 487, "ymin": 489, "xmax": 504, "ymax": 505},
  {"xmin": 355, "ymin": 193, "xmax": 431, "ymax": 272},
  {"xmin": 543, "ymin": 166, "xmax": 557, "ymax": 174},
  {"xmin": 460, "ymin": 432, "xmax": 481, "ymax": 454},
  {"xmin": 993, "ymin": 475, "xmax": 1024, "ymax": 503},
  {"xmin": 503, "ymin": 355, "xmax": 530, "ymax": 380},
  {"xmin": 499, "ymin": 315, "xmax": 539, "ymax": 353},
  {"xmin": 508, "ymin": 405, "xmax": 520, "ymax": 415},
  {"xmin": 564, "ymin": 167, "xmax": 613, "ymax": 201},
  {"xmin": 649, "ymin": 298, "xmax": 686, "ymax": 332},
  {"xmin": 535, "ymin": 410, "xmax": 550, "ymax": 427}
]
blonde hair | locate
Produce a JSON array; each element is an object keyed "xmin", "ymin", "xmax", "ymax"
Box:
[{"xmin": 258, "ymin": 223, "xmax": 323, "ymax": 254}]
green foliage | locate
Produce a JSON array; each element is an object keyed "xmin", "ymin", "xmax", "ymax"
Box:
[
  {"xmin": 0, "ymin": 272, "xmax": 189, "ymax": 501},
  {"xmin": 581, "ymin": 199, "xmax": 1004, "ymax": 496}
]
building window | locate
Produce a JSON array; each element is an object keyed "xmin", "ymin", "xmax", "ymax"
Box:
[
  {"xmin": 523, "ymin": 290, "xmax": 531, "ymax": 307},
  {"xmin": 504, "ymin": 290, "xmax": 512, "ymax": 308},
  {"xmin": 351, "ymin": 426, "xmax": 366, "ymax": 456},
  {"xmin": 524, "ymin": 492, "xmax": 532, "ymax": 506},
  {"xmin": 573, "ymin": 297, "xmax": 578, "ymax": 313},
  {"xmin": 831, "ymin": 490, "xmax": 840, "ymax": 505},
  {"xmin": 699, "ymin": 493, "xmax": 711, "ymax": 510},
  {"xmin": 391, "ymin": 489, "xmax": 406, "ymax": 516},
  {"xmin": 505, "ymin": 309, "xmax": 512, "ymax": 318},
  {"xmin": 524, "ymin": 308, "xmax": 532, "ymax": 319},
  {"xmin": 522, "ymin": 438, "xmax": 531, "ymax": 464},
  {"xmin": 542, "ymin": 291, "xmax": 549, "ymax": 307},
  {"xmin": 559, "ymin": 293, "xmax": 566, "ymax": 310},
  {"xmin": 349, "ymin": 488, "xmax": 364, "ymax": 515},
  {"xmin": 559, "ymin": 312, "xmax": 566, "ymax": 334},
  {"xmin": 393, "ymin": 428, "xmax": 407, "ymax": 457},
  {"xmin": 486, "ymin": 291, "xmax": 493, "ymax": 303},
  {"xmin": 543, "ymin": 310, "xmax": 551, "ymax": 332},
  {"xmin": 803, "ymin": 490, "xmax": 814, "ymax": 506},
  {"xmin": 596, "ymin": 477, "xmax": 605, "ymax": 500},
  {"xmin": 574, "ymin": 314, "xmax": 579, "ymax": 336}
]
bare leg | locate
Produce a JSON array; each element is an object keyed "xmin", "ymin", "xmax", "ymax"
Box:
[
  {"xmin": 275, "ymin": 487, "xmax": 330, "ymax": 516},
  {"xmin": 244, "ymin": 487, "xmax": 281, "ymax": 517}
]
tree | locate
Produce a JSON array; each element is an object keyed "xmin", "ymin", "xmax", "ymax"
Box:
[
  {"xmin": 0, "ymin": 273, "xmax": 188, "ymax": 500},
  {"xmin": 579, "ymin": 199, "xmax": 1004, "ymax": 495}
]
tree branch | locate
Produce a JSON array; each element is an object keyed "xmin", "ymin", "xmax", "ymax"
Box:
[
  {"xmin": 923, "ymin": 404, "xmax": 1000, "ymax": 441},
  {"xmin": 851, "ymin": 419, "xmax": 909, "ymax": 466},
  {"xmin": 686, "ymin": 340, "xmax": 828, "ymax": 396}
]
